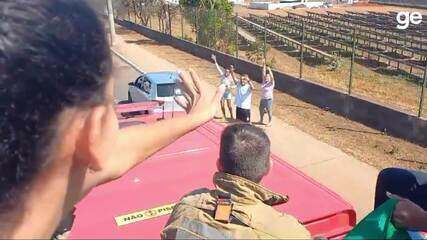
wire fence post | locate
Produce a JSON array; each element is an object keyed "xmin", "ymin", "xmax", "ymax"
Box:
[
  {"xmin": 263, "ymin": 18, "xmax": 267, "ymax": 62},
  {"xmin": 418, "ymin": 62, "xmax": 427, "ymax": 117},
  {"xmin": 168, "ymin": 4, "xmax": 172, "ymax": 35},
  {"xmin": 195, "ymin": 8, "xmax": 198, "ymax": 44},
  {"xmin": 235, "ymin": 13, "xmax": 239, "ymax": 58},
  {"xmin": 213, "ymin": 10, "xmax": 217, "ymax": 50},
  {"xmin": 348, "ymin": 28, "xmax": 356, "ymax": 95},
  {"xmin": 181, "ymin": 7, "xmax": 184, "ymax": 39},
  {"xmin": 299, "ymin": 20, "xmax": 305, "ymax": 79},
  {"xmin": 133, "ymin": 3, "xmax": 137, "ymax": 23}
]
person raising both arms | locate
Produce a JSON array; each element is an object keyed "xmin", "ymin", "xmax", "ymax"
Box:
[
  {"xmin": 211, "ymin": 54, "xmax": 235, "ymax": 120},
  {"xmin": 258, "ymin": 60, "xmax": 275, "ymax": 127},
  {"xmin": 232, "ymin": 73, "xmax": 255, "ymax": 123}
]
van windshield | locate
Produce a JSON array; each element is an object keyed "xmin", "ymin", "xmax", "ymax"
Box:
[{"xmin": 157, "ymin": 83, "xmax": 176, "ymax": 97}]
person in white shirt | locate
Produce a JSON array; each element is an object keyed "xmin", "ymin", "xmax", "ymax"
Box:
[
  {"xmin": 232, "ymin": 73, "xmax": 254, "ymax": 123},
  {"xmin": 212, "ymin": 54, "xmax": 235, "ymax": 119}
]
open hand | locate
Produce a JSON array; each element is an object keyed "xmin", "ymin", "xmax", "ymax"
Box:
[
  {"xmin": 175, "ymin": 69, "xmax": 225, "ymax": 121},
  {"xmin": 211, "ymin": 54, "xmax": 217, "ymax": 62}
]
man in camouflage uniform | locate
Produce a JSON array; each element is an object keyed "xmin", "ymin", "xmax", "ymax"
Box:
[{"xmin": 161, "ymin": 124, "xmax": 311, "ymax": 239}]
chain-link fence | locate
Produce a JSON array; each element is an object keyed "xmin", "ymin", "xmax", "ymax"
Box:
[{"xmin": 111, "ymin": 2, "xmax": 427, "ymax": 118}]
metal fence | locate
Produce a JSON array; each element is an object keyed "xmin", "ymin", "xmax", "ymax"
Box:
[{"xmin": 111, "ymin": 3, "xmax": 427, "ymax": 118}]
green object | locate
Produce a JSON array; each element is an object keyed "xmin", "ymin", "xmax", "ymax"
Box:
[{"xmin": 345, "ymin": 199, "xmax": 411, "ymax": 240}]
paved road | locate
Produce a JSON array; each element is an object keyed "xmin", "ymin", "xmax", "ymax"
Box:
[{"xmin": 112, "ymin": 54, "xmax": 140, "ymax": 102}]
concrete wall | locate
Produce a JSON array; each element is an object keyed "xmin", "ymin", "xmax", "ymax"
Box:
[{"xmin": 116, "ymin": 19, "xmax": 427, "ymax": 147}]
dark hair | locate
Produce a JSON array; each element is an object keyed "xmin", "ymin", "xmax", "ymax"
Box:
[
  {"xmin": 219, "ymin": 124, "xmax": 271, "ymax": 183},
  {"xmin": 0, "ymin": 0, "xmax": 111, "ymax": 210}
]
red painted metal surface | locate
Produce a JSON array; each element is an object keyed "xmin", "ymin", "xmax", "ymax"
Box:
[
  {"xmin": 115, "ymin": 101, "xmax": 163, "ymax": 113},
  {"xmin": 70, "ymin": 110, "xmax": 356, "ymax": 239}
]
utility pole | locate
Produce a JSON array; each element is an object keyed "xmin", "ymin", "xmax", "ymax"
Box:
[
  {"xmin": 418, "ymin": 62, "xmax": 427, "ymax": 117},
  {"xmin": 168, "ymin": 4, "xmax": 172, "ymax": 35},
  {"xmin": 235, "ymin": 13, "xmax": 239, "ymax": 58},
  {"xmin": 181, "ymin": 7, "xmax": 184, "ymax": 39},
  {"xmin": 107, "ymin": 0, "xmax": 116, "ymax": 46},
  {"xmin": 299, "ymin": 21, "xmax": 305, "ymax": 79},
  {"xmin": 348, "ymin": 28, "xmax": 356, "ymax": 95}
]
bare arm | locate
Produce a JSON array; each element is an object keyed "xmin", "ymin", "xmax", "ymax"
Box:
[
  {"xmin": 110, "ymin": 115, "xmax": 206, "ymax": 177},
  {"xmin": 248, "ymin": 80, "xmax": 255, "ymax": 90},
  {"xmin": 211, "ymin": 54, "xmax": 224, "ymax": 76},
  {"xmin": 262, "ymin": 59, "xmax": 267, "ymax": 82},
  {"xmin": 9, "ymin": 70, "xmax": 223, "ymax": 239},
  {"xmin": 88, "ymin": 70, "xmax": 224, "ymax": 185},
  {"xmin": 230, "ymin": 65, "xmax": 238, "ymax": 85},
  {"xmin": 267, "ymin": 66, "xmax": 275, "ymax": 86}
]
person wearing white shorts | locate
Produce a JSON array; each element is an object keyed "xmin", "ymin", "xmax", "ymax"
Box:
[{"xmin": 212, "ymin": 54, "xmax": 235, "ymax": 119}]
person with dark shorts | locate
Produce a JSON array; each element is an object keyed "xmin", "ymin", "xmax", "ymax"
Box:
[
  {"xmin": 233, "ymin": 74, "xmax": 254, "ymax": 123},
  {"xmin": 236, "ymin": 107, "xmax": 250, "ymax": 122},
  {"xmin": 259, "ymin": 61, "xmax": 275, "ymax": 127}
]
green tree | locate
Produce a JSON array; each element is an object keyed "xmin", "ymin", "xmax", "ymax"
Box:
[
  {"xmin": 180, "ymin": 0, "xmax": 234, "ymax": 53},
  {"xmin": 180, "ymin": 0, "xmax": 232, "ymax": 13}
]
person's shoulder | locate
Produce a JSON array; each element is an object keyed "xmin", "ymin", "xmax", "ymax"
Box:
[
  {"xmin": 169, "ymin": 188, "xmax": 213, "ymax": 217},
  {"xmin": 273, "ymin": 211, "xmax": 310, "ymax": 238},
  {"xmin": 181, "ymin": 188, "xmax": 211, "ymax": 200},
  {"xmin": 177, "ymin": 188, "xmax": 217, "ymax": 208},
  {"xmin": 249, "ymin": 204, "xmax": 311, "ymax": 238}
]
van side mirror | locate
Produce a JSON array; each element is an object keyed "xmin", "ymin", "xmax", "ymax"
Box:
[{"xmin": 128, "ymin": 82, "xmax": 134, "ymax": 86}]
